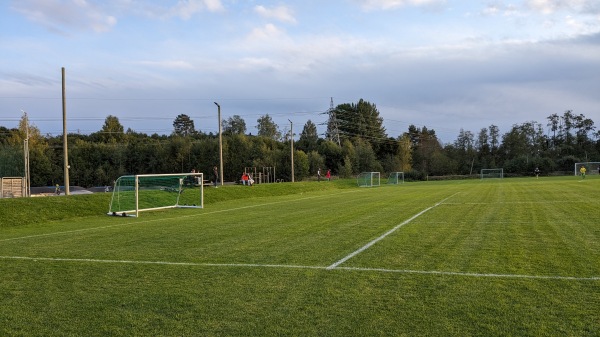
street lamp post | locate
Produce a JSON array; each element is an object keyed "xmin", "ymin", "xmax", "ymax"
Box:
[{"xmin": 214, "ymin": 102, "xmax": 224, "ymax": 186}]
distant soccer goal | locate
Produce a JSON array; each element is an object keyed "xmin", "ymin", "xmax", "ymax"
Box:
[
  {"xmin": 574, "ymin": 162, "xmax": 600, "ymax": 176},
  {"xmin": 357, "ymin": 172, "xmax": 380, "ymax": 187},
  {"xmin": 108, "ymin": 173, "xmax": 204, "ymax": 217},
  {"xmin": 481, "ymin": 168, "xmax": 503, "ymax": 179},
  {"xmin": 387, "ymin": 172, "xmax": 404, "ymax": 184}
]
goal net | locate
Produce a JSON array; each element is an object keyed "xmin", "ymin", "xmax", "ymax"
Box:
[
  {"xmin": 387, "ymin": 172, "xmax": 404, "ymax": 184},
  {"xmin": 574, "ymin": 162, "xmax": 600, "ymax": 176},
  {"xmin": 481, "ymin": 168, "xmax": 503, "ymax": 179},
  {"xmin": 108, "ymin": 173, "xmax": 204, "ymax": 217},
  {"xmin": 357, "ymin": 172, "xmax": 380, "ymax": 187}
]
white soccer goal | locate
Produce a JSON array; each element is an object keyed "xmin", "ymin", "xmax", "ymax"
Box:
[
  {"xmin": 481, "ymin": 168, "xmax": 503, "ymax": 179},
  {"xmin": 574, "ymin": 162, "xmax": 600, "ymax": 176},
  {"xmin": 357, "ymin": 172, "xmax": 380, "ymax": 187},
  {"xmin": 387, "ymin": 172, "xmax": 404, "ymax": 184},
  {"xmin": 108, "ymin": 173, "xmax": 204, "ymax": 217}
]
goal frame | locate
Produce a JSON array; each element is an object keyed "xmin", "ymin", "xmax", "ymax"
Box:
[
  {"xmin": 574, "ymin": 162, "xmax": 600, "ymax": 176},
  {"xmin": 357, "ymin": 172, "xmax": 380, "ymax": 187},
  {"xmin": 108, "ymin": 173, "xmax": 204, "ymax": 217},
  {"xmin": 387, "ymin": 172, "xmax": 404, "ymax": 185},
  {"xmin": 480, "ymin": 168, "xmax": 503, "ymax": 179}
]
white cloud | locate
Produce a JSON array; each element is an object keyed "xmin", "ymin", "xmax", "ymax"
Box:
[
  {"xmin": 11, "ymin": 0, "xmax": 117, "ymax": 34},
  {"xmin": 137, "ymin": 60, "xmax": 195, "ymax": 70},
  {"xmin": 113, "ymin": 0, "xmax": 224, "ymax": 20},
  {"xmin": 254, "ymin": 5, "xmax": 297, "ymax": 24},
  {"xmin": 357, "ymin": 0, "xmax": 446, "ymax": 11},
  {"xmin": 203, "ymin": 0, "xmax": 224, "ymax": 12},
  {"xmin": 525, "ymin": 0, "xmax": 600, "ymax": 15},
  {"xmin": 480, "ymin": 3, "xmax": 521, "ymax": 17},
  {"xmin": 527, "ymin": 0, "xmax": 556, "ymax": 14},
  {"xmin": 246, "ymin": 23, "xmax": 288, "ymax": 43},
  {"xmin": 166, "ymin": 0, "xmax": 224, "ymax": 20}
]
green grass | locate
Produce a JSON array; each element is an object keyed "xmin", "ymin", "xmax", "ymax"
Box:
[{"xmin": 1, "ymin": 177, "xmax": 599, "ymax": 336}]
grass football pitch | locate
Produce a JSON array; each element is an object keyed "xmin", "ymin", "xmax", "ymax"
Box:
[{"xmin": 1, "ymin": 176, "xmax": 599, "ymax": 336}]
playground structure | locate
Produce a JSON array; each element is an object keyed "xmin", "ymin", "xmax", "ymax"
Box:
[
  {"xmin": 1, "ymin": 177, "xmax": 26, "ymax": 198},
  {"xmin": 244, "ymin": 166, "xmax": 277, "ymax": 184}
]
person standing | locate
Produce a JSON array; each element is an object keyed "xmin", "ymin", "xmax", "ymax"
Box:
[
  {"xmin": 326, "ymin": 169, "xmax": 331, "ymax": 181},
  {"xmin": 317, "ymin": 168, "xmax": 321, "ymax": 182},
  {"xmin": 580, "ymin": 165, "xmax": 586, "ymax": 179},
  {"xmin": 534, "ymin": 167, "xmax": 540, "ymax": 179},
  {"xmin": 213, "ymin": 166, "xmax": 219, "ymax": 187}
]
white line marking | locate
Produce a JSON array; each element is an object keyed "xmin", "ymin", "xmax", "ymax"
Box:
[
  {"xmin": 1, "ymin": 255, "xmax": 597, "ymax": 281},
  {"xmin": 444, "ymin": 201, "xmax": 581, "ymax": 205},
  {"xmin": 336, "ymin": 266, "xmax": 600, "ymax": 281},
  {"xmin": 0, "ymin": 189, "xmax": 361, "ymax": 243},
  {"xmin": 0, "ymin": 256, "xmax": 324, "ymax": 270},
  {"xmin": 326, "ymin": 193, "xmax": 460, "ymax": 270}
]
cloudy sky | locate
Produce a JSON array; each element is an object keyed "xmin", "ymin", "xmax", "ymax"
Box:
[{"xmin": 1, "ymin": 0, "xmax": 599, "ymax": 143}]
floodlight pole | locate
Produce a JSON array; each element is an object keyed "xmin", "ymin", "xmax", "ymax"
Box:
[
  {"xmin": 214, "ymin": 102, "xmax": 224, "ymax": 186},
  {"xmin": 288, "ymin": 119, "xmax": 294, "ymax": 182}
]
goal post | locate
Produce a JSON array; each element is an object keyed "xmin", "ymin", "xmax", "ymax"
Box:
[
  {"xmin": 357, "ymin": 172, "xmax": 380, "ymax": 187},
  {"xmin": 481, "ymin": 168, "xmax": 503, "ymax": 179},
  {"xmin": 387, "ymin": 172, "xmax": 404, "ymax": 184},
  {"xmin": 574, "ymin": 162, "xmax": 600, "ymax": 176},
  {"xmin": 108, "ymin": 173, "xmax": 204, "ymax": 217}
]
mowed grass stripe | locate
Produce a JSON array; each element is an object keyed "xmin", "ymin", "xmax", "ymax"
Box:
[
  {"xmin": 327, "ymin": 192, "xmax": 460, "ymax": 269},
  {"xmin": 0, "ymin": 188, "xmax": 357, "ymax": 241},
  {"xmin": 1, "ymin": 256, "xmax": 597, "ymax": 336},
  {"xmin": 344, "ymin": 178, "xmax": 600, "ymax": 278},
  {"xmin": 0, "ymin": 184, "xmax": 458, "ymax": 266}
]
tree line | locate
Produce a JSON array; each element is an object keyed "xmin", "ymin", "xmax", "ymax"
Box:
[{"xmin": 0, "ymin": 100, "xmax": 598, "ymax": 187}]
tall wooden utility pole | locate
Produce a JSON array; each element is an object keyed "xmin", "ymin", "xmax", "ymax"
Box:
[
  {"xmin": 214, "ymin": 102, "xmax": 224, "ymax": 186},
  {"xmin": 62, "ymin": 67, "xmax": 70, "ymax": 195},
  {"xmin": 289, "ymin": 119, "xmax": 294, "ymax": 182}
]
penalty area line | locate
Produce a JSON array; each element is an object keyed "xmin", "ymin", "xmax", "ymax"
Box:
[
  {"xmin": 326, "ymin": 192, "xmax": 460, "ymax": 270},
  {"xmin": 1, "ymin": 255, "xmax": 598, "ymax": 282},
  {"xmin": 0, "ymin": 255, "xmax": 325, "ymax": 271},
  {"xmin": 336, "ymin": 266, "xmax": 600, "ymax": 281}
]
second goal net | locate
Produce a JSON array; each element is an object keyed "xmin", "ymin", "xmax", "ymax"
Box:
[
  {"xmin": 108, "ymin": 173, "xmax": 204, "ymax": 217},
  {"xmin": 481, "ymin": 168, "xmax": 503, "ymax": 179},
  {"xmin": 387, "ymin": 172, "xmax": 404, "ymax": 184},
  {"xmin": 357, "ymin": 172, "xmax": 380, "ymax": 187}
]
